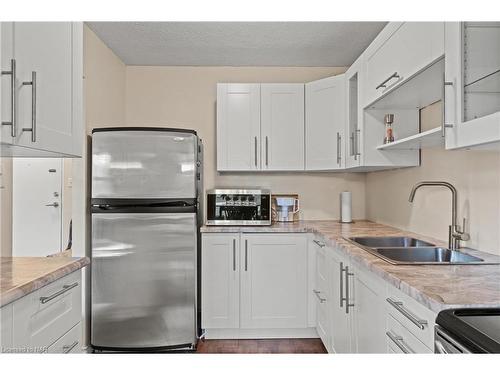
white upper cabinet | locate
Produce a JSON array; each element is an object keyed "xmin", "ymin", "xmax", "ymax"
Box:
[
  {"xmin": 364, "ymin": 22, "xmax": 444, "ymax": 107},
  {"xmin": 1, "ymin": 22, "xmax": 83, "ymax": 157},
  {"xmin": 261, "ymin": 84, "xmax": 305, "ymax": 171},
  {"xmin": 444, "ymin": 22, "xmax": 500, "ymax": 150},
  {"xmin": 305, "ymin": 75, "xmax": 345, "ymax": 170},
  {"xmin": 345, "ymin": 62, "xmax": 362, "ymax": 169},
  {"xmin": 216, "ymin": 83, "xmax": 261, "ymax": 171}
]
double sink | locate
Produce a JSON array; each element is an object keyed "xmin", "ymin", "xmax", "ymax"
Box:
[{"xmin": 347, "ymin": 236, "xmax": 485, "ymax": 265}]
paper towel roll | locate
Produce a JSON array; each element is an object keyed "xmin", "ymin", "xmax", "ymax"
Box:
[{"xmin": 340, "ymin": 191, "xmax": 353, "ymax": 223}]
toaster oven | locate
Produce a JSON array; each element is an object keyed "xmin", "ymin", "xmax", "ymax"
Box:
[{"xmin": 206, "ymin": 189, "xmax": 271, "ymax": 226}]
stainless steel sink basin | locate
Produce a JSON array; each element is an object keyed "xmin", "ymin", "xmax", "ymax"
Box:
[
  {"xmin": 345, "ymin": 236, "xmax": 488, "ymax": 265},
  {"xmin": 349, "ymin": 236, "xmax": 435, "ymax": 248},
  {"xmin": 372, "ymin": 247, "xmax": 484, "ymax": 265}
]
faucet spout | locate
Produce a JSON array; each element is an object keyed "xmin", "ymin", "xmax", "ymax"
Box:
[{"xmin": 408, "ymin": 181, "xmax": 466, "ymax": 250}]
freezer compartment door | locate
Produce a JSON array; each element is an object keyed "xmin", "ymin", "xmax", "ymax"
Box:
[
  {"xmin": 91, "ymin": 212, "xmax": 197, "ymax": 349},
  {"xmin": 92, "ymin": 130, "xmax": 197, "ymax": 199}
]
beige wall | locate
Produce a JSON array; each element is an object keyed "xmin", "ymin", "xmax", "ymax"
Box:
[
  {"xmin": 366, "ymin": 102, "xmax": 500, "ymax": 255},
  {"xmin": 124, "ymin": 66, "xmax": 366, "ymax": 220}
]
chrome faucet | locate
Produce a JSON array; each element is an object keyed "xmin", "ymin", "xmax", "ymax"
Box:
[{"xmin": 408, "ymin": 181, "xmax": 470, "ymax": 251}]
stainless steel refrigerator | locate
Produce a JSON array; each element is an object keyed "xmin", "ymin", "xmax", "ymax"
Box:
[{"xmin": 90, "ymin": 127, "xmax": 202, "ymax": 351}]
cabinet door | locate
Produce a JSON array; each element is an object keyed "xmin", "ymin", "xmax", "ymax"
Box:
[
  {"xmin": 201, "ymin": 233, "xmax": 240, "ymax": 329},
  {"xmin": 1, "ymin": 22, "xmax": 15, "ymax": 146},
  {"xmin": 365, "ymin": 22, "xmax": 444, "ymax": 106},
  {"xmin": 329, "ymin": 251, "xmax": 353, "ymax": 353},
  {"xmin": 305, "ymin": 75, "xmax": 345, "ymax": 170},
  {"xmin": 261, "ymin": 84, "xmax": 305, "ymax": 171},
  {"xmin": 313, "ymin": 243, "xmax": 331, "ymax": 351},
  {"xmin": 216, "ymin": 83, "xmax": 261, "ymax": 171},
  {"xmin": 13, "ymin": 22, "xmax": 83, "ymax": 156},
  {"xmin": 445, "ymin": 22, "xmax": 500, "ymax": 150},
  {"xmin": 240, "ymin": 234, "xmax": 308, "ymax": 329},
  {"xmin": 345, "ymin": 62, "xmax": 362, "ymax": 168},
  {"xmin": 351, "ymin": 267, "xmax": 386, "ymax": 353}
]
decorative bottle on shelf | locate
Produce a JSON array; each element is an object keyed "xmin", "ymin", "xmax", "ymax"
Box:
[{"xmin": 383, "ymin": 113, "xmax": 395, "ymax": 144}]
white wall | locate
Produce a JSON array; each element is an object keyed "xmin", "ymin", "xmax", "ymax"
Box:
[
  {"xmin": 123, "ymin": 66, "xmax": 367, "ymax": 220},
  {"xmin": 366, "ymin": 102, "xmax": 500, "ymax": 255}
]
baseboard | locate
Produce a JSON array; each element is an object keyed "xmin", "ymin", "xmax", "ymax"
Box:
[{"xmin": 204, "ymin": 328, "xmax": 319, "ymax": 339}]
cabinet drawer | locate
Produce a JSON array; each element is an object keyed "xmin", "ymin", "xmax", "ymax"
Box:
[
  {"xmin": 13, "ymin": 271, "xmax": 82, "ymax": 349},
  {"xmin": 47, "ymin": 322, "xmax": 81, "ymax": 353},
  {"xmin": 386, "ymin": 285, "xmax": 436, "ymax": 349},
  {"xmin": 386, "ymin": 314, "xmax": 432, "ymax": 353}
]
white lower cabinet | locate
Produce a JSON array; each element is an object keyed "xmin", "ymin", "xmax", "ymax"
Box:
[
  {"xmin": 201, "ymin": 233, "xmax": 240, "ymax": 329},
  {"xmin": 1, "ymin": 270, "xmax": 83, "ymax": 353},
  {"xmin": 311, "ymin": 236, "xmax": 435, "ymax": 354},
  {"xmin": 201, "ymin": 233, "xmax": 314, "ymax": 338}
]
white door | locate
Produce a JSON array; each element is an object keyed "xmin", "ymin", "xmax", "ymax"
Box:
[
  {"xmin": 216, "ymin": 83, "xmax": 261, "ymax": 171},
  {"xmin": 240, "ymin": 234, "xmax": 308, "ymax": 329},
  {"xmin": 13, "ymin": 158, "xmax": 63, "ymax": 256},
  {"xmin": 201, "ymin": 234, "xmax": 240, "ymax": 329},
  {"xmin": 261, "ymin": 84, "xmax": 305, "ymax": 171},
  {"xmin": 329, "ymin": 251, "xmax": 353, "ymax": 353},
  {"xmin": 14, "ymin": 22, "xmax": 82, "ymax": 156},
  {"xmin": 314, "ymin": 245, "xmax": 331, "ymax": 351},
  {"xmin": 305, "ymin": 75, "xmax": 345, "ymax": 170},
  {"xmin": 351, "ymin": 267, "xmax": 386, "ymax": 353}
]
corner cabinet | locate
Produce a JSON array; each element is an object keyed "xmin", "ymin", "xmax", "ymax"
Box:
[
  {"xmin": 444, "ymin": 22, "xmax": 500, "ymax": 150},
  {"xmin": 305, "ymin": 75, "xmax": 345, "ymax": 170},
  {"xmin": 1, "ymin": 22, "xmax": 83, "ymax": 157},
  {"xmin": 201, "ymin": 232, "xmax": 315, "ymax": 338},
  {"xmin": 216, "ymin": 83, "xmax": 304, "ymax": 172}
]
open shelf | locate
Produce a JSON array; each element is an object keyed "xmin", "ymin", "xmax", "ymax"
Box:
[
  {"xmin": 365, "ymin": 57, "xmax": 445, "ymax": 110},
  {"xmin": 376, "ymin": 127, "xmax": 444, "ymax": 151}
]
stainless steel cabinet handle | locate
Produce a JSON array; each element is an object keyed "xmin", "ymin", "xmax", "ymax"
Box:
[
  {"xmin": 22, "ymin": 71, "xmax": 37, "ymax": 142},
  {"xmin": 354, "ymin": 129, "xmax": 361, "ymax": 159},
  {"xmin": 336, "ymin": 132, "xmax": 342, "ymax": 165},
  {"xmin": 244, "ymin": 239, "xmax": 248, "ymax": 271},
  {"xmin": 265, "ymin": 136, "xmax": 269, "ymax": 167},
  {"xmin": 40, "ymin": 282, "xmax": 78, "ymax": 304},
  {"xmin": 376, "ymin": 72, "xmax": 400, "ymax": 90},
  {"xmin": 232, "ymin": 239, "xmax": 236, "ymax": 271},
  {"xmin": 386, "ymin": 331, "xmax": 413, "ymax": 354},
  {"xmin": 63, "ymin": 340, "xmax": 79, "ymax": 353},
  {"xmin": 312, "ymin": 239, "xmax": 325, "ymax": 248},
  {"xmin": 339, "ymin": 262, "xmax": 344, "ymax": 307},
  {"xmin": 313, "ymin": 289, "xmax": 326, "ymax": 303},
  {"xmin": 1, "ymin": 59, "xmax": 17, "ymax": 137},
  {"xmin": 386, "ymin": 298, "xmax": 428, "ymax": 330},
  {"xmin": 45, "ymin": 202, "xmax": 59, "ymax": 207},
  {"xmin": 442, "ymin": 73, "xmax": 454, "ymax": 136},
  {"xmin": 345, "ymin": 266, "xmax": 354, "ymax": 314},
  {"xmin": 254, "ymin": 136, "xmax": 258, "ymax": 167}
]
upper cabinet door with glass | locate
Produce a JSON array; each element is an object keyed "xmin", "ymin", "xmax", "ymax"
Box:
[{"xmin": 444, "ymin": 22, "xmax": 500, "ymax": 150}]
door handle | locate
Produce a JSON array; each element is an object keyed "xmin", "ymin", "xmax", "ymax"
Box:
[
  {"xmin": 265, "ymin": 136, "xmax": 269, "ymax": 167},
  {"xmin": 376, "ymin": 72, "xmax": 400, "ymax": 90},
  {"xmin": 313, "ymin": 289, "xmax": 326, "ymax": 303},
  {"xmin": 345, "ymin": 266, "xmax": 354, "ymax": 314},
  {"xmin": 62, "ymin": 340, "xmax": 79, "ymax": 354},
  {"xmin": 254, "ymin": 136, "xmax": 258, "ymax": 167},
  {"xmin": 1, "ymin": 59, "xmax": 17, "ymax": 137},
  {"xmin": 232, "ymin": 239, "xmax": 236, "ymax": 272},
  {"xmin": 45, "ymin": 202, "xmax": 59, "ymax": 207},
  {"xmin": 340, "ymin": 262, "xmax": 344, "ymax": 307},
  {"xmin": 386, "ymin": 331, "xmax": 413, "ymax": 354},
  {"xmin": 442, "ymin": 73, "xmax": 454, "ymax": 136},
  {"xmin": 336, "ymin": 132, "xmax": 342, "ymax": 165},
  {"xmin": 244, "ymin": 239, "xmax": 248, "ymax": 271},
  {"xmin": 22, "ymin": 71, "xmax": 37, "ymax": 142}
]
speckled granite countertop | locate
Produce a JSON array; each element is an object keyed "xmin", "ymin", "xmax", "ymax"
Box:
[
  {"xmin": 0, "ymin": 257, "xmax": 89, "ymax": 307},
  {"xmin": 201, "ymin": 221, "xmax": 500, "ymax": 313}
]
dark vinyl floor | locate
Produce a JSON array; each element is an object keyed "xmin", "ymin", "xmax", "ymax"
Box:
[{"xmin": 196, "ymin": 339, "xmax": 327, "ymax": 354}]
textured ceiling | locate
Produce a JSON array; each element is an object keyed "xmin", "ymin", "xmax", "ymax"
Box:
[{"xmin": 86, "ymin": 22, "xmax": 387, "ymax": 66}]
